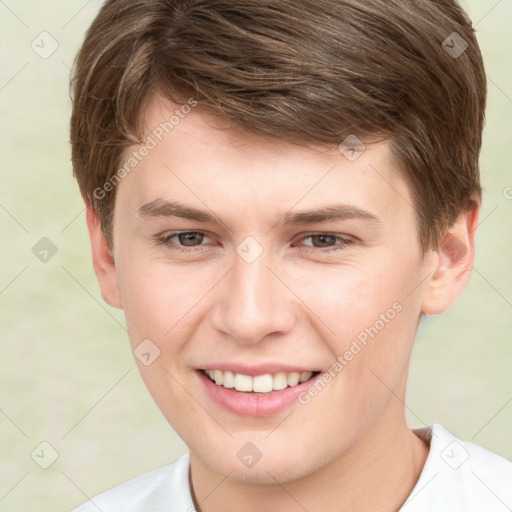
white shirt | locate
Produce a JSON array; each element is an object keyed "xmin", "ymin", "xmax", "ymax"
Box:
[{"xmin": 70, "ymin": 424, "xmax": 512, "ymax": 511}]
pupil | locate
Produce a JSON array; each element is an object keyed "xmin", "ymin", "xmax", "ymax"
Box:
[
  {"xmin": 313, "ymin": 234, "xmax": 335, "ymax": 247},
  {"xmin": 179, "ymin": 232, "xmax": 203, "ymax": 246}
]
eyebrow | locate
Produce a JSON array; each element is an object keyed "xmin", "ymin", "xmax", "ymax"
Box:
[{"xmin": 136, "ymin": 199, "xmax": 380, "ymax": 226}]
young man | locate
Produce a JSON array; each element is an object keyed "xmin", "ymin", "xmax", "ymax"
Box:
[{"xmin": 69, "ymin": 0, "xmax": 512, "ymax": 510}]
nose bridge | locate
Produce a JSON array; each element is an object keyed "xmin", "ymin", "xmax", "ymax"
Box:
[{"xmin": 212, "ymin": 245, "xmax": 296, "ymax": 345}]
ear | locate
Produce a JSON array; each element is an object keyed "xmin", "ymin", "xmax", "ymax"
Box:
[
  {"xmin": 85, "ymin": 205, "xmax": 123, "ymax": 309},
  {"xmin": 421, "ymin": 202, "xmax": 480, "ymax": 315}
]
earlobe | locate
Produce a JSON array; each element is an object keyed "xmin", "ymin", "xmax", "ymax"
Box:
[
  {"xmin": 421, "ymin": 203, "xmax": 479, "ymax": 315},
  {"xmin": 85, "ymin": 205, "xmax": 123, "ymax": 309}
]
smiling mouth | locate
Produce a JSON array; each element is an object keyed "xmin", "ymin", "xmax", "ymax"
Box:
[{"xmin": 202, "ymin": 369, "xmax": 321, "ymax": 394}]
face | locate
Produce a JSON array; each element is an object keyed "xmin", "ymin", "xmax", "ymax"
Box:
[{"xmin": 103, "ymin": 93, "xmax": 441, "ymax": 483}]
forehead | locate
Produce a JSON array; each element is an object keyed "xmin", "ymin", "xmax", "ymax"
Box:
[{"xmin": 116, "ymin": 93, "xmax": 415, "ymax": 233}]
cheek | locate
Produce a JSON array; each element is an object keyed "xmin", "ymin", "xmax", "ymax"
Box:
[
  {"xmin": 116, "ymin": 256, "xmax": 199, "ymax": 344},
  {"xmin": 115, "ymin": 259, "xmax": 201, "ymax": 423},
  {"xmin": 298, "ymin": 257, "xmax": 420, "ymax": 385},
  {"xmin": 298, "ymin": 260, "xmax": 406, "ymax": 339}
]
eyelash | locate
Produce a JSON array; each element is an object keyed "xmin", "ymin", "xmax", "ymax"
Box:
[{"xmin": 154, "ymin": 231, "xmax": 354, "ymax": 254}]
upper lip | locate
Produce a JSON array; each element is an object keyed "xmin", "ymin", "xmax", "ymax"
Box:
[{"xmin": 198, "ymin": 363, "xmax": 320, "ymax": 376}]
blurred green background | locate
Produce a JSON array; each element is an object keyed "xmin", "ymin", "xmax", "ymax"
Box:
[{"xmin": 0, "ymin": 1, "xmax": 511, "ymax": 510}]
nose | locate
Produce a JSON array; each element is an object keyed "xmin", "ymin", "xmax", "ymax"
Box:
[{"xmin": 210, "ymin": 247, "xmax": 299, "ymax": 346}]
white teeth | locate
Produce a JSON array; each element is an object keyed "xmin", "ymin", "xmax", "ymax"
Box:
[
  {"xmin": 272, "ymin": 372, "xmax": 288, "ymax": 390},
  {"xmin": 223, "ymin": 371, "xmax": 235, "ymax": 388},
  {"xmin": 234, "ymin": 373, "xmax": 253, "ymax": 392},
  {"xmin": 300, "ymin": 371, "xmax": 312, "ymax": 383},
  {"xmin": 287, "ymin": 372, "xmax": 300, "ymax": 386},
  {"xmin": 204, "ymin": 369, "xmax": 317, "ymax": 393},
  {"xmin": 253, "ymin": 374, "xmax": 273, "ymax": 393}
]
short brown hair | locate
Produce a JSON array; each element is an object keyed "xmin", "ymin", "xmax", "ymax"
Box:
[{"xmin": 70, "ymin": 0, "xmax": 486, "ymax": 250}]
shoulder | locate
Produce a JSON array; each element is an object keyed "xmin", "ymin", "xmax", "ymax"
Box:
[
  {"xmin": 401, "ymin": 423, "xmax": 512, "ymax": 512},
  {"xmin": 69, "ymin": 453, "xmax": 194, "ymax": 512},
  {"xmin": 458, "ymin": 428, "xmax": 512, "ymax": 508}
]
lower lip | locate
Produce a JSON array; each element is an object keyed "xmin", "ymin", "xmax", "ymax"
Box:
[{"xmin": 197, "ymin": 370, "xmax": 322, "ymax": 417}]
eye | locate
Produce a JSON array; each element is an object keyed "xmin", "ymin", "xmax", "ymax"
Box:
[
  {"xmin": 296, "ymin": 233, "xmax": 353, "ymax": 252},
  {"xmin": 155, "ymin": 231, "xmax": 213, "ymax": 252},
  {"xmin": 154, "ymin": 231, "xmax": 354, "ymax": 254}
]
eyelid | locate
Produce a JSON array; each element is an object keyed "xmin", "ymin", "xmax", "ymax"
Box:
[
  {"xmin": 154, "ymin": 230, "xmax": 214, "ymax": 250},
  {"xmin": 155, "ymin": 230, "xmax": 354, "ymax": 253},
  {"xmin": 292, "ymin": 231, "xmax": 353, "ymax": 242},
  {"xmin": 292, "ymin": 232, "xmax": 354, "ymax": 252}
]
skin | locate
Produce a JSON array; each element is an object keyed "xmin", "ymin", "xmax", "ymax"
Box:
[{"xmin": 86, "ymin": 92, "xmax": 479, "ymax": 512}]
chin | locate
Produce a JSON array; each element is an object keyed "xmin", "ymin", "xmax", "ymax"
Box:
[{"xmin": 200, "ymin": 446, "xmax": 322, "ymax": 485}]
